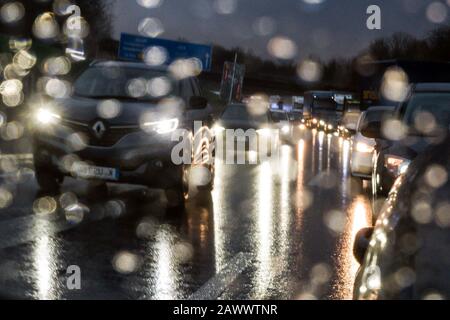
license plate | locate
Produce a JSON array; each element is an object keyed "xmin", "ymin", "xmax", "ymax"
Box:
[{"xmin": 72, "ymin": 163, "xmax": 119, "ymax": 181}]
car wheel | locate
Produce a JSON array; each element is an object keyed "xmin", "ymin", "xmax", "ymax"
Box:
[
  {"xmin": 165, "ymin": 165, "xmax": 190, "ymax": 211},
  {"xmin": 35, "ymin": 166, "xmax": 64, "ymax": 194}
]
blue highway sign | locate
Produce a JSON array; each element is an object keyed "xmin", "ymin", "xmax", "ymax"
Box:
[{"xmin": 118, "ymin": 33, "xmax": 213, "ymax": 71}]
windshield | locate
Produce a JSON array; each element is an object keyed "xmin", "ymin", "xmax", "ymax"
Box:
[
  {"xmin": 270, "ymin": 112, "xmax": 288, "ymax": 122},
  {"xmin": 404, "ymin": 93, "xmax": 450, "ymax": 130},
  {"xmin": 74, "ymin": 66, "xmax": 175, "ymax": 100},
  {"xmin": 313, "ymin": 98, "xmax": 337, "ymax": 111}
]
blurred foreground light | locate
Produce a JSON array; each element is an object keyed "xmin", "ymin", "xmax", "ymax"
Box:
[
  {"xmin": 267, "ymin": 36, "xmax": 297, "ymax": 60},
  {"xmin": 435, "ymin": 202, "xmax": 450, "ymax": 228},
  {"xmin": 136, "ymin": 217, "xmax": 158, "ymax": 240},
  {"xmin": 105, "ymin": 200, "xmax": 126, "ymax": 219},
  {"xmin": 64, "ymin": 16, "xmax": 90, "ymax": 39},
  {"xmin": 13, "ymin": 50, "xmax": 37, "ymax": 70},
  {"xmin": 414, "ymin": 111, "xmax": 437, "ymax": 135},
  {"xmin": 67, "ymin": 132, "xmax": 88, "ymax": 152},
  {"xmin": 127, "ymin": 78, "xmax": 148, "ymax": 98},
  {"xmin": 53, "ymin": 0, "xmax": 73, "ymax": 15},
  {"xmin": 36, "ymin": 108, "xmax": 61, "ymax": 125},
  {"xmin": 64, "ymin": 204, "xmax": 85, "ymax": 224},
  {"xmin": 112, "ymin": 251, "xmax": 142, "ymax": 274},
  {"xmin": 33, "ymin": 12, "xmax": 60, "ymax": 40},
  {"xmin": 43, "ymin": 56, "xmax": 72, "ymax": 75},
  {"xmin": 425, "ymin": 165, "xmax": 448, "ymax": 189},
  {"xmin": 9, "ymin": 38, "xmax": 32, "ymax": 52},
  {"xmin": 0, "ymin": 2, "xmax": 25, "ymax": 24},
  {"xmin": 45, "ymin": 78, "xmax": 71, "ymax": 98},
  {"xmin": 97, "ymin": 99, "xmax": 122, "ymax": 119},
  {"xmin": 169, "ymin": 58, "xmax": 203, "ymax": 79},
  {"xmin": 173, "ymin": 241, "xmax": 194, "ymax": 264},
  {"xmin": 138, "ymin": 17, "xmax": 164, "ymax": 38},
  {"xmin": 311, "ymin": 263, "xmax": 331, "ymax": 285},
  {"xmin": 2, "ymin": 91, "xmax": 24, "ymax": 107},
  {"xmin": 411, "ymin": 201, "xmax": 433, "ymax": 224},
  {"xmin": 246, "ymin": 93, "xmax": 269, "ymax": 116},
  {"xmin": 147, "ymin": 77, "xmax": 172, "ymax": 97},
  {"xmin": 3, "ymin": 63, "xmax": 28, "ymax": 79},
  {"xmin": 137, "ymin": 0, "xmax": 163, "ymax": 8},
  {"xmin": 0, "ymin": 187, "xmax": 13, "ymax": 209},
  {"xmin": 1, "ymin": 121, "xmax": 24, "ymax": 140},
  {"xmin": 253, "ymin": 16, "xmax": 276, "ymax": 36},
  {"xmin": 214, "ymin": 0, "xmax": 237, "ymax": 15},
  {"xmin": 324, "ymin": 210, "xmax": 346, "ymax": 234},
  {"xmin": 144, "ymin": 46, "xmax": 168, "ymax": 66},
  {"xmin": 33, "ymin": 196, "xmax": 58, "ymax": 216},
  {"xmin": 0, "ymin": 79, "xmax": 23, "ymax": 97},
  {"xmin": 59, "ymin": 192, "xmax": 78, "ymax": 210},
  {"xmin": 382, "ymin": 119, "xmax": 407, "ymax": 141},
  {"xmin": 426, "ymin": 2, "xmax": 448, "ymax": 23},
  {"xmin": 297, "ymin": 59, "xmax": 323, "ymax": 82},
  {"xmin": 381, "ymin": 67, "xmax": 409, "ymax": 102}
]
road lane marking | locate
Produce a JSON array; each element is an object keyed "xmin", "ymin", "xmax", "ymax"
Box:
[{"xmin": 188, "ymin": 252, "xmax": 253, "ymax": 300}]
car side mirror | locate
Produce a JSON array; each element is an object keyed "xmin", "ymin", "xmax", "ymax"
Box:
[
  {"xmin": 189, "ymin": 96, "xmax": 208, "ymax": 110},
  {"xmin": 361, "ymin": 120, "xmax": 382, "ymax": 139},
  {"xmin": 353, "ymin": 227, "xmax": 374, "ymax": 265}
]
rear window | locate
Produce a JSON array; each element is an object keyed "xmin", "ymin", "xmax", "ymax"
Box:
[
  {"xmin": 221, "ymin": 105, "xmax": 269, "ymax": 123},
  {"xmin": 270, "ymin": 112, "xmax": 288, "ymax": 122}
]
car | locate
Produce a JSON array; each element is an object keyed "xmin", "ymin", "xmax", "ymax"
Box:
[
  {"xmin": 288, "ymin": 109, "xmax": 303, "ymax": 124},
  {"xmin": 340, "ymin": 99, "xmax": 361, "ymax": 133},
  {"xmin": 270, "ymin": 109, "xmax": 293, "ymax": 143},
  {"xmin": 350, "ymin": 107, "xmax": 393, "ymax": 180},
  {"xmin": 363, "ymin": 83, "xmax": 450, "ymax": 214},
  {"xmin": 353, "ymin": 136, "xmax": 450, "ymax": 300},
  {"xmin": 213, "ymin": 103, "xmax": 278, "ymax": 159},
  {"xmin": 31, "ymin": 60, "xmax": 215, "ymax": 210}
]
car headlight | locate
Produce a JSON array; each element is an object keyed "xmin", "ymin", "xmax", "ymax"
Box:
[
  {"xmin": 143, "ymin": 118, "xmax": 179, "ymax": 134},
  {"xmin": 327, "ymin": 124, "xmax": 334, "ymax": 130},
  {"xmin": 319, "ymin": 120, "xmax": 325, "ymax": 126},
  {"xmin": 355, "ymin": 142, "xmax": 374, "ymax": 153},
  {"xmin": 384, "ymin": 155, "xmax": 411, "ymax": 177},
  {"xmin": 36, "ymin": 108, "xmax": 61, "ymax": 125}
]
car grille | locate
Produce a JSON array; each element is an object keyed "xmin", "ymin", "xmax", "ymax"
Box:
[{"xmin": 61, "ymin": 120, "xmax": 141, "ymax": 147}]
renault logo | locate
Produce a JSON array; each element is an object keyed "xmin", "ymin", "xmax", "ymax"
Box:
[{"xmin": 92, "ymin": 121, "xmax": 106, "ymax": 138}]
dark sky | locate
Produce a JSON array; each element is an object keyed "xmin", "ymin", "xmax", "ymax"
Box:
[{"xmin": 113, "ymin": 0, "xmax": 445, "ymax": 61}]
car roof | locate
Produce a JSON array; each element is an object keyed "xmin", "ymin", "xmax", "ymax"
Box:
[
  {"xmin": 270, "ymin": 109, "xmax": 287, "ymax": 113},
  {"xmin": 90, "ymin": 60, "xmax": 169, "ymax": 72},
  {"xmin": 414, "ymin": 83, "xmax": 450, "ymax": 92}
]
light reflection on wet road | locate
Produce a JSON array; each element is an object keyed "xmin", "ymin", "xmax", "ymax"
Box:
[{"xmin": 0, "ymin": 129, "xmax": 372, "ymax": 300}]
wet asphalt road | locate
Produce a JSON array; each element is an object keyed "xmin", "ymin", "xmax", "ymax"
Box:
[{"xmin": 0, "ymin": 129, "xmax": 372, "ymax": 300}]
